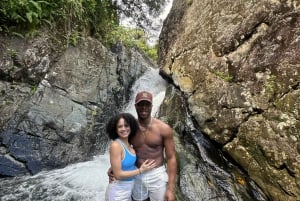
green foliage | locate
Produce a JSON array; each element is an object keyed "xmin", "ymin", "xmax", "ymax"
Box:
[
  {"xmin": 265, "ymin": 75, "xmax": 276, "ymax": 95},
  {"xmin": 186, "ymin": 0, "xmax": 193, "ymax": 6},
  {"xmin": 215, "ymin": 71, "xmax": 233, "ymax": 82},
  {"xmin": 8, "ymin": 48, "xmax": 17, "ymax": 57},
  {"xmin": 0, "ymin": 0, "xmax": 157, "ymax": 61},
  {"xmin": 104, "ymin": 26, "xmax": 158, "ymax": 61},
  {"xmin": 31, "ymin": 85, "xmax": 37, "ymax": 94},
  {"xmin": 64, "ymin": 31, "xmax": 82, "ymax": 46},
  {"xmin": 136, "ymin": 38, "xmax": 158, "ymax": 61},
  {"xmin": 0, "ymin": 0, "xmax": 50, "ymax": 29},
  {"xmin": 0, "ymin": 0, "xmax": 118, "ymax": 43}
]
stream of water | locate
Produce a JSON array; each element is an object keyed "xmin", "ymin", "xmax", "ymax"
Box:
[
  {"xmin": 0, "ymin": 68, "xmax": 168, "ymax": 201},
  {"xmin": 0, "ymin": 1, "xmax": 270, "ymax": 200},
  {"xmin": 0, "ymin": 2, "xmax": 173, "ymax": 200}
]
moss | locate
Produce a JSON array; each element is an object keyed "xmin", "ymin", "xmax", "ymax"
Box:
[
  {"xmin": 265, "ymin": 74, "xmax": 276, "ymax": 95},
  {"xmin": 186, "ymin": 0, "xmax": 193, "ymax": 6},
  {"xmin": 30, "ymin": 86, "xmax": 37, "ymax": 95},
  {"xmin": 215, "ymin": 71, "xmax": 233, "ymax": 82}
]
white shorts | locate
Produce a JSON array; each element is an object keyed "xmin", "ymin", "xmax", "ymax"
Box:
[
  {"xmin": 105, "ymin": 180, "xmax": 135, "ymax": 201},
  {"xmin": 132, "ymin": 166, "xmax": 168, "ymax": 201}
]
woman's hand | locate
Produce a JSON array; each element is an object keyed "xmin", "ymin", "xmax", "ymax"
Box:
[{"xmin": 139, "ymin": 159, "xmax": 156, "ymax": 173}]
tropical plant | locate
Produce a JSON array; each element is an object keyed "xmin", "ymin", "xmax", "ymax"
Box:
[
  {"xmin": 104, "ymin": 26, "xmax": 157, "ymax": 60},
  {"xmin": 0, "ymin": 0, "xmax": 158, "ymax": 60},
  {"xmin": 0, "ymin": 0, "xmax": 117, "ymax": 39}
]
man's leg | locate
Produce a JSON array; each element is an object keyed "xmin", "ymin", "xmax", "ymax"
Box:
[
  {"xmin": 132, "ymin": 174, "xmax": 149, "ymax": 201},
  {"xmin": 131, "ymin": 197, "xmax": 150, "ymax": 201},
  {"xmin": 146, "ymin": 167, "xmax": 168, "ymax": 201}
]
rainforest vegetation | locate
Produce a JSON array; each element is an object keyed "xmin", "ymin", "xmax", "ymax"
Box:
[{"xmin": 0, "ymin": 0, "xmax": 158, "ymax": 60}]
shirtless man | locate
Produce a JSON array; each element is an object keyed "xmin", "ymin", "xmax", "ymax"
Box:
[{"xmin": 108, "ymin": 91, "xmax": 177, "ymax": 201}]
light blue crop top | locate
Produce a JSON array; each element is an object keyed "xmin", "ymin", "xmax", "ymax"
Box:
[{"xmin": 116, "ymin": 139, "xmax": 137, "ymax": 181}]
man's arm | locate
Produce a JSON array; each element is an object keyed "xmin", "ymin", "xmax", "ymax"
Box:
[
  {"xmin": 107, "ymin": 166, "xmax": 115, "ymax": 183},
  {"xmin": 163, "ymin": 124, "xmax": 177, "ymax": 199}
]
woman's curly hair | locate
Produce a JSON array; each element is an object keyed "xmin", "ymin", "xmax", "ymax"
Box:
[{"xmin": 106, "ymin": 113, "xmax": 139, "ymax": 143}]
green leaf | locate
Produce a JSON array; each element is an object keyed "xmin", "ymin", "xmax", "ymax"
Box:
[
  {"xmin": 29, "ymin": 0, "xmax": 42, "ymax": 12},
  {"xmin": 26, "ymin": 12, "xmax": 33, "ymax": 23}
]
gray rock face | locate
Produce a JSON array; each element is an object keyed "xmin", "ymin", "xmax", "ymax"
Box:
[
  {"xmin": 0, "ymin": 35, "xmax": 154, "ymax": 177},
  {"xmin": 159, "ymin": 0, "xmax": 300, "ymax": 200},
  {"xmin": 159, "ymin": 86, "xmax": 269, "ymax": 201}
]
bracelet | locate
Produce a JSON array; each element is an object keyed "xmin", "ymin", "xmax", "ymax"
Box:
[{"xmin": 138, "ymin": 168, "xmax": 141, "ymax": 174}]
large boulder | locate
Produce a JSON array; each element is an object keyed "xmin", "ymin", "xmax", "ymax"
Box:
[
  {"xmin": 159, "ymin": 0, "xmax": 300, "ymax": 200},
  {"xmin": 0, "ymin": 34, "xmax": 154, "ymax": 177}
]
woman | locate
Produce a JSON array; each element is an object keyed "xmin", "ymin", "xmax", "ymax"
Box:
[{"xmin": 105, "ymin": 113, "xmax": 156, "ymax": 201}]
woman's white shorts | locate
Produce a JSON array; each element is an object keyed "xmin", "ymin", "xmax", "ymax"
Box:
[{"xmin": 105, "ymin": 180, "xmax": 135, "ymax": 201}]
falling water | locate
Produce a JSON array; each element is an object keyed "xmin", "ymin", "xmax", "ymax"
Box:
[
  {"xmin": 0, "ymin": 155, "xmax": 110, "ymax": 201},
  {"xmin": 0, "ymin": 68, "xmax": 167, "ymax": 201},
  {"xmin": 0, "ymin": 0, "xmax": 173, "ymax": 199},
  {"xmin": 124, "ymin": 68, "xmax": 168, "ymax": 117}
]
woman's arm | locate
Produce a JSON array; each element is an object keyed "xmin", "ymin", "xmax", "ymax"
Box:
[{"xmin": 109, "ymin": 141, "xmax": 156, "ymax": 180}]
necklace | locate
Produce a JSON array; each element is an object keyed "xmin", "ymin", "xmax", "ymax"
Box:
[{"xmin": 138, "ymin": 118, "xmax": 152, "ymax": 137}]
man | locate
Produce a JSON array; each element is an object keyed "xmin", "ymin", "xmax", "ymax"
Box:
[{"xmin": 108, "ymin": 91, "xmax": 177, "ymax": 201}]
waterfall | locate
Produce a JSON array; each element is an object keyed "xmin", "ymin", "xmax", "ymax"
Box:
[
  {"xmin": 0, "ymin": 68, "xmax": 167, "ymax": 201},
  {"xmin": 124, "ymin": 68, "xmax": 168, "ymax": 118},
  {"xmin": 0, "ymin": 1, "xmax": 173, "ymax": 199},
  {"xmin": 0, "ymin": 155, "xmax": 111, "ymax": 200}
]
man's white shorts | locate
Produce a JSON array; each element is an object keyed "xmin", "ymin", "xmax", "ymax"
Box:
[{"xmin": 132, "ymin": 166, "xmax": 168, "ymax": 201}]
